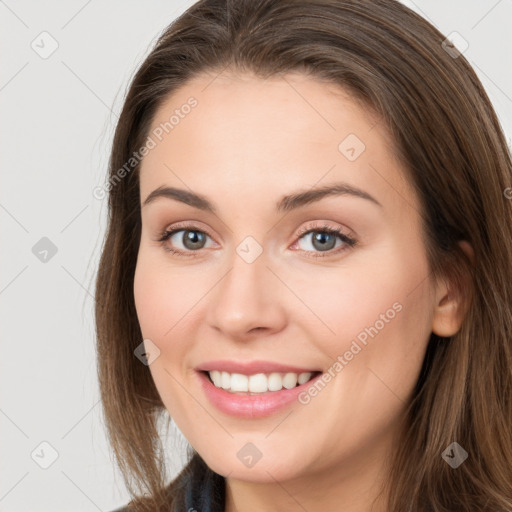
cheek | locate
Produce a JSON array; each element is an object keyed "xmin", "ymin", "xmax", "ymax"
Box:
[
  {"xmin": 287, "ymin": 239, "xmax": 433, "ymax": 376},
  {"xmin": 133, "ymin": 252, "xmax": 202, "ymax": 341},
  {"xmin": 285, "ymin": 255, "xmax": 426, "ymax": 347},
  {"xmin": 307, "ymin": 250, "xmax": 433, "ymax": 405},
  {"xmin": 133, "ymin": 255, "xmax": 200, "ymax": 419},
  {"xmin": 133, "ymin": 262, "xmax": 166, "ymax": 340}
]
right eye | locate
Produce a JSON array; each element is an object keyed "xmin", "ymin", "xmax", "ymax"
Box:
[{"xmin": 157, "ymin": 224, "xmax": 216, "ymax": 257}]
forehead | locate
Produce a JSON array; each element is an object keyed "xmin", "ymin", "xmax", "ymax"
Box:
[
  {"xmin": 146, "ymin": 70, "xmax": 382, "ymax": 147},
  {"xmin": 138, "ymin": 71, "xmax": 416, "ymax": 218}
]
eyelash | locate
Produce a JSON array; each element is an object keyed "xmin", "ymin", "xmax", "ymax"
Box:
[{"xmin": 156, "ymin": 222, "xmax": 357, "ymax": 259}]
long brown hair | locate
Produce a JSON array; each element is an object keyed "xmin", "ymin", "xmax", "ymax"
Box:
[{"xmin": 94, "ymin": 1, "xmax": 512, "ymax": 510}]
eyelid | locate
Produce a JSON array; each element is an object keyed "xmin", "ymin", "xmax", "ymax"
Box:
[
  {"xmin": 160, "ymin": 220, "xmax": 217, "ymax": 241},
  {"xmin": 159, "ymin": 220, "xmax": 352, "ymax": 240},
  {"xmin": 294, "ymin": 220, "xmax": 354, "ymax": 238},
  {"xmin": 156, "ymin": 220, "xmax": 357, "ymax": 258}
]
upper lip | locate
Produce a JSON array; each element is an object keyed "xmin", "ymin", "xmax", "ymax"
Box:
[{"xmin": 195, "ymin": 360, "xmax": 321, "ymax": 375}]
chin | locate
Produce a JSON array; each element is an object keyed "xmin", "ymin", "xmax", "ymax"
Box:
[{"xmin": 200, "ymin": 448, "xmax": 307, "ymax": 483}]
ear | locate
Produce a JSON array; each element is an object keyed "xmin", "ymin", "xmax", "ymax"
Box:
[{"xmin": 431, "ymin": 241, "xmax": 473, "ymax": 337}]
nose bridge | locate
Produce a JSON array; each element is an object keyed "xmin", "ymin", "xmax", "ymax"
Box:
[{"xmin": 206, "ymin": 241, "xmax": 286, "ymax": 337}]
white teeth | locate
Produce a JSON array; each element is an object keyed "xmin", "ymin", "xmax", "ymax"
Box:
[
  {"xmin": 298, "ymin": 372, "xmax": 312, "ymax": 385},
  {"xmin": 210, "ymin": 370, "xmax": 222, "ymax": 387},
  {"xmin": 282, "ymin": 372, "xmax": 298, "ymax": 389},
  {"xmin": 230, "ymin": 373, "xmax": 248, "ymax": 392},
  {"xmin": 268, "ymin": 372, "xmax": 282, "ymax": 391},
  {"xmin": 207, "ymin": 370, "xmax": 315, "ymax": 393},
  {"xmin": 221, "ymin": 371, "xmax": 230, "ymax": 390},
  {"xmin": 248, "ymin": 373, "xmax": 267, "ymax": 393}
]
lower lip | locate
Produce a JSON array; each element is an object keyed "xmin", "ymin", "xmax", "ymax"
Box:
[{"xmin": 196, "ymin": 371, "xmax": 323, "ymax": 419}]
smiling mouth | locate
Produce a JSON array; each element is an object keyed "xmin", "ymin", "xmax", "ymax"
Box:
[{"xmin": 202, "ymin": 370, "xmax": 322, "ymax": 394}]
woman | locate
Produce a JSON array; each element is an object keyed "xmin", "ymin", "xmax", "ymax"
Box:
[{"xmin": 95, "ymin": 0, "xmax": 512, "ymax": 510}]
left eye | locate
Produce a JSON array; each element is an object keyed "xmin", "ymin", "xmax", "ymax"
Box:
[
  {"xmin": 292, "ymin": 226, "xmax": 357, "ymax": 257},
  {"xmin": 296, "ymin": 228, "xmax": 349, "ymax": 252}
]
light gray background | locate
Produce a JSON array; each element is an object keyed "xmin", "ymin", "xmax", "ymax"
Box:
[{"xmin": 1, "ymin": 1, "xmax": 511, "ymax": 511}]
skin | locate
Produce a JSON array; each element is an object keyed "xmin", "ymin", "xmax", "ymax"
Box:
[{"xmin": 133, "ymin": 71, "xmax": 469, "ymax": 512}]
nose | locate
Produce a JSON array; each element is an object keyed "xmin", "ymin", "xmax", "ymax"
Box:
[{"xmin": 205, "ymin": 248, "xmax": 288, "ymax": 340}]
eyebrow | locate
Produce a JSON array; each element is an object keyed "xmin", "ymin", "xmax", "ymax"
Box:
[{"xmin": 142, "ymin": 182, "xmax": 382, "ymax": 213}]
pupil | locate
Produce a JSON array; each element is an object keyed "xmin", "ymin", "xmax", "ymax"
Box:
[
  {"xmin": 313, "ymin": 232, "xmax": 335, "ymax": 251},
  {"xmin": 184, "ymin": 230, "xmax": 205, "ymax": 249}
]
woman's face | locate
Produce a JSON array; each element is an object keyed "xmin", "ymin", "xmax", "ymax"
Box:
[{"xmin": 133, "ymin": 71, "xmax": 449, "ymax": 485}]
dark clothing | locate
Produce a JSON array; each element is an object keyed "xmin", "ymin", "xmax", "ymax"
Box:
[
  {"xmin": 111, "ymin": 459, "xmax": 226, "ymax": 512},
  {"xmin": 184, "ymin": 464, "xmax": 225, "ymax": 512}
]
